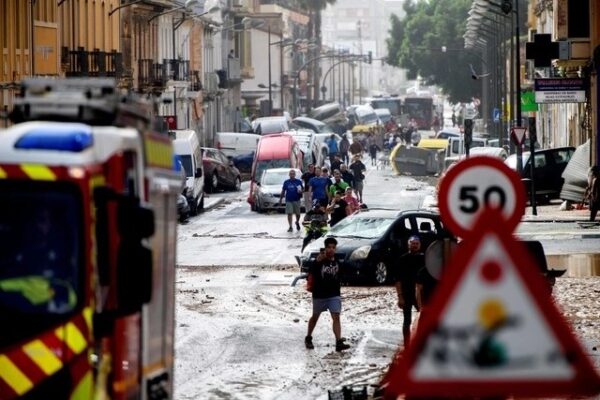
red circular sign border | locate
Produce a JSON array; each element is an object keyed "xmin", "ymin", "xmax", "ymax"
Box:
[{"xmin": 438, "ymin": 156, "xmax": 526, "ymax": 238}]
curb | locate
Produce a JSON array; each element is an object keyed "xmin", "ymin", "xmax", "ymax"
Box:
[{"xmin": 202, "ymin": 196, "xmax": 226, "ymax": 212}]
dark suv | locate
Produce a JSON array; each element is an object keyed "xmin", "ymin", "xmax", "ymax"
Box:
[{"xmin": 505, "ymin": 147, "xmax": 575, "ymax": 202}]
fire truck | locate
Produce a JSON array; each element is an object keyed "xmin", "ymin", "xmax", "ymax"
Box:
[{"xmin": 0, "ymin": 79, "xmax": 181, "ymax": 399}]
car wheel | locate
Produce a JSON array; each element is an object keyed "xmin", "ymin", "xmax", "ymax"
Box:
[
  {"xmin": 373, "ymin": 261, "xmax": 389, "ymax": 285},
  {"xmin": 208, "ymin": 172, "xmax": 219, "ymax": 193},
  {"xmin": 233, "ymin": 176, "xmax": 241, "ymax": 191}
]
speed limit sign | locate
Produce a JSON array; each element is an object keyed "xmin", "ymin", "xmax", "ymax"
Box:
[{"xmin": 438, "ymin": 156, "xmax": 525, "ymax": 237}]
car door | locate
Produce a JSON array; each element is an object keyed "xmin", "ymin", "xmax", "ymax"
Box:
[{"xmin": 217, "ymin": 150, "xmax": 235, "ymax": 185}]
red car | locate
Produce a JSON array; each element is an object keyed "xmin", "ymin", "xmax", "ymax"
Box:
[{"xmin": 201, "ymin": 147, "xmax": 242, "ymax": 192}]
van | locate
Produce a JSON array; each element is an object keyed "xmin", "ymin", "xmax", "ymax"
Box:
[
  {"xmin": 443, "ymin": 136, "xmax": 487, "ymax": 169},
  {"xmin": 247, "ymin": 133, "xmax": 303, "ymax": 210},
  {"xmin": 172, "ymin": 130, "xmax": 205, "ymax": 214},
  {"xmin": 215, "ymin": 132, "xmax": 260, "ymax": 158}
]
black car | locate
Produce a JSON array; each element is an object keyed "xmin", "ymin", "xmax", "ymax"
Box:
[
  {"xmin": 201, "ymin": 147, "xmax": 242, "ymax": 192},
  {"xmin": 505, "ymin": 146, "xmax": 575, "ymax": 202},
  {"xmin": 299, "ymin": 209, "xmax": 454, "ymax": 285}
]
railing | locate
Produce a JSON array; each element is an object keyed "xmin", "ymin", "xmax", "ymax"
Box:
[
  {"xmin": 138, "ymin": 59, "xmax": 166, "ymax": 89},
  {"xmin": 163, "ymin": 59, "xmax": 190, "ymax": 82},
  {"xmin": 64, "ymin": 47, "xmax": 123, "ymax": 78}
]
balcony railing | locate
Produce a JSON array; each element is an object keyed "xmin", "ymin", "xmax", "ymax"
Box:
[
  {"xmin": 164, "ymin": 59, "xmax": 190, "ymax": 82},
  {"xmin": 64, "ymin": 47, "xmax": 123, "ymax": 78},
  {"xmin": 138, "ymin": 59, "xmax": 166, "ymax": 89}
]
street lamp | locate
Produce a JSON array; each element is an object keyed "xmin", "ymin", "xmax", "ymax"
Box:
[
  {"xmin": 108, "ymin": 0, "xmax": 146, "ymax": 17},
  {"xmin": 147, "ymin": 0, "xmax": 201, "ymax": 23}
]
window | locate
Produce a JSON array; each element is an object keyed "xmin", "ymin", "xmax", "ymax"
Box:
[{"xmin": 534, "ymin": 154, "xmax": 546, "ymax": 168}]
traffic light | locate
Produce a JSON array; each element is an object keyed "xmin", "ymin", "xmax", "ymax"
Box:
[
  {"xmin": 367, "ymin": 51, "xmax": 372, "ymax": 64},
  {"xmin": 464, "ymin": 118, "xmax": 473, "ymax": 156},
  {"xmin": 500, "ymin": 0, "xmax": 512, "ymax": 14}
]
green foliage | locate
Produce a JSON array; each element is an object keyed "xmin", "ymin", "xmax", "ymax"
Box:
[{"xmin": 386, "ymin": 0, "xmax": 480, "ymax": 103}]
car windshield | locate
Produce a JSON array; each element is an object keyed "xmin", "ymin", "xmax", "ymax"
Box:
[
  {"xmin": 255, "ymin": 159, "xmax": 291, "ymax": 183},
  {"xmin": 505, "ymin": 153, "xmax": 530, "ymax": 170},
  {"xmin": 329, "ymin": 216, "xmax": 395, "ymax": 239},
  {"xmin": 0, "ymin": 181, "xmax": 83, "ymax": 345},
  {"xmin": 262, "ymin": 171, "xmax": 289, "ymax": 186}
]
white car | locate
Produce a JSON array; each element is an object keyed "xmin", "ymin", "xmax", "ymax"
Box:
[
  {"xmin": 287, "ymin": 129, "xmax": 326, "ymax": 168},
  {"xmin": 254, "ymin": 168, "xmax": 303, "ymax": 213}
]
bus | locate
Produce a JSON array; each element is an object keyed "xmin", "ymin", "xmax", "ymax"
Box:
[
  {"xmin": 365, "ymin": 96, "xmax": 403, "ymax": 118},
  {"xmin": 403, "ymin": 96, "xmax": 434, "ymax": 130}
]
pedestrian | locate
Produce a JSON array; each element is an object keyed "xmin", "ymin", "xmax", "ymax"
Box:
[
  {"xmin": 278, "ymin": 169, "xmax": 303, "ymax": 232},
  {"xmin": 330, "ymin": 154, "xmax": 343, "ymax": 173},
  {"xmin": 343, "ymin": 187, "xmax": 360, "ymax": 214},
  {"xmin": 368, "ymin": 142, "xmax": 379, "ymax": 166},
  {"xmin": 340, "ymin": 164, "xmax": 355, "ymax": 189},
  {"xmin": 349, "ymin": 139, "xmax": 363, "ymax": 157},
  {"xmin": 301, "ymin": 164, "xmax": 316, "ymax": 211},
  {"xmin": 349, "ymin": 154, "xmax": 366, "ymax": 203},
  {"xmin": 325, "ymin": 134, "xmax": 339, "ymax": 164},
  {"xmin": 327, "ymin": 190, "xmax": 350, "ymax": 227},
  {"xmin": 415, "ymin": 262, "xmax": 439, "ymax": 322},
  {"xmin": 393, "ymin": 235, "xmax": 425, "ymax": 348},
  {"xmin": 451, "ymin": 112, "xmax": 456, "ymax": 127},
  {"xmin": 328, "ymin": 170, "xmax": 350, "ymax": 200},
  {"xmin": 308, "ymin": 166, "xmax": 330, "ymax": 205},
  {"xmin": 584, "ymin": 166, "xmax": 600, "ymax": 221},
  {"xmin": 305, "ymin": 237, "xmax": 350, "ymax": 352},
  {"xmin": 339, "ymin": 134, "xmax": 350, "ymax": 164}
]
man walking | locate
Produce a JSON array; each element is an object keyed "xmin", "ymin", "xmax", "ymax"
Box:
[
  {"xmin": 328, "ymin": 170, "xmax": 350, "ymax": 200},
  {"xmin": 278, "ymin": 169, "xmax": 303, "ymax": 232},
  {"xmin": 305, "ymin": 237, "xmax": 350, "ymax": 352},
  {"xmin": 308, "ymin": 166, "xmax": 330, "ymax": 205},
  {"xmin": 301, "ymin": 164, "xmax": 316, "ymax": 211},
  {"xmin": 393, "ymin": 235, "xmax": 425, "ymax": 348},
  {"xmin": 325, "ymin": 134, "xmax": 339, "ymax": 164},
  {"xmin": 349, "ymin": 154, "xmax": 366, "ymax": 203},
  {"xmin": 339, "ymin": 134, "xmax": 350, "ymax": 164},
  {"xmin": 339, "ymin": 164, "xmax": 355, "ymax": 189}
]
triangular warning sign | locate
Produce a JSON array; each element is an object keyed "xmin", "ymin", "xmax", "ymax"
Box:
[{"xmin": 384, "ymin": 210, "xmax": 600, "ymax": 398}]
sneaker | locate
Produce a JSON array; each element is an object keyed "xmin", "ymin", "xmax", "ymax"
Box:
[
  {"xmin": 335, "ymin": 339, "xmax": 350, "ymax": 352},
  {"xmin": 287, "ymin": 227, "xmax": 293, "ymax": 232},
  {"xmin": 295, "ymin": 222, "xmax": 301, "ymax": 231},
  {"xmin": 305, "ymin": 336, "xmax": 314, "ymax": 349}
]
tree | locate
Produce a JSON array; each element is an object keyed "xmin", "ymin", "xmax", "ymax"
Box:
[{"xmin": 386, "ymin": 0, "xmax": 479, "ymax": 103}]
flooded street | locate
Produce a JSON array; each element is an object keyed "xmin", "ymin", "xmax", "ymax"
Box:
[{"xmin": 173, "ymin": 265, "xmax": 600, "ymax": 399}]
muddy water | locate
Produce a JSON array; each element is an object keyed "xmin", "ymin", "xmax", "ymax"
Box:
[{"xmin": 547, "ymin": 253, "xmax": 600, "ymax": 277}]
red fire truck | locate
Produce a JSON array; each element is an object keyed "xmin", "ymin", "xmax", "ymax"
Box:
[{"xmin": 0, "ymin": 79, "xmax": 181, "ymax": 399}]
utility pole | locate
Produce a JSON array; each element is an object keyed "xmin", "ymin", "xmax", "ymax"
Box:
[{"xmin": 357, "ymin": 20, "xmax": 363, "ymax": 104}]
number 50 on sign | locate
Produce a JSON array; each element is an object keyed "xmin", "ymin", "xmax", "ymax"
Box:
[{"xmin": 438, "ymin": 157, "xmax": 526, "ymax": 237}]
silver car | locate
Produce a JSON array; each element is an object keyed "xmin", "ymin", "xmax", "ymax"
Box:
[{"xmin": 254, "ymin": 167, "xmax": 303, "ymax": 213}]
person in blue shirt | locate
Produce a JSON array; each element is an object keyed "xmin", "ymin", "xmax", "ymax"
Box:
[
  {"xmin": 308, "ymin": 166, "xmax": 331, "ymax": 205},
  {"xmin": 325, "ymin": 134, "xmax": 339, "ymax": 164},
  {"xmin": 279, "ymin": 169, "xmax": 304, "ymax": 232}
]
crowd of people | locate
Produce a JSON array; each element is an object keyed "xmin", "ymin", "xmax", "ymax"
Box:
[{"xmin": 278, "ymin": 136, "xmax": 368, "ymax": 233}]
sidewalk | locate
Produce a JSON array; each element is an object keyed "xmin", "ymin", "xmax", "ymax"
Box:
[{"xmin": 422, "ymin": 195, "xmax": 597, "ymax": 223}]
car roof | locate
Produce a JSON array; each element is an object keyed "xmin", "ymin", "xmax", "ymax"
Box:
[
  {"xmin": 262, "ymin": 167, "xmax": 301, "ymax": 175},
  {"xmin": 352, "ymin": 208, "xmax": 441, "ymax": 219},
  {"xmin": 293, "ymin": 116, "xmax": 325, "ymax": 125}
]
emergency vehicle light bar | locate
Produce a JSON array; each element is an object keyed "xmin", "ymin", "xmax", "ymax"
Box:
[{"xmin": 15, "ymin": 124, "xmax": 93, "ymax": 152}]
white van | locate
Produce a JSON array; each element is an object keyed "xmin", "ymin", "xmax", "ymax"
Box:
[
  {"xmin": 444, "ymin": 136, "xmax": 488, "ymax": 169},
  {"xmin": 215, "ymin": 132, "xmax": 260, "ymax": 158},
  {"xmin": 172, "ymin": 130, "xmax": 205, "ymax": 214}
]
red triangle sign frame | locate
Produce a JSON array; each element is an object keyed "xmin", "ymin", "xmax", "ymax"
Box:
[{"xmin": 384, "ymin": 209, "xmax": 600, "ymax": 398}]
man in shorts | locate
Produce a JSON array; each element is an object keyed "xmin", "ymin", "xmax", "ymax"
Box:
[
  {"xmin": 305, "ymin": 237, "xmax": 350, "ymax": 352},
  {"xmin": 278, "ymin": 169, "xmax": 303, "ymax": 232}
]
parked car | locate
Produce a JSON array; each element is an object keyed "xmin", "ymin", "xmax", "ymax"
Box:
[
  {"xmin": 505, "ymin": 146, "xmax": 575, "ymax": 202},
  {"xmin": 299, "ymin": 209, "xmax": 454, "ymax": 285},
  {"xmin": 172, "ymin": 129, "xmax": 204, "ymax": 215},
  {"xmin": 308, "ymin": 102, "xmax": 348, "ymax": 127},
  {"xmin": 232, "ymin": 151, "xmax": 254, "ymax": 174},
  {"xmin": 292, "ymin": 116, "xmax": 336, "ymax": 134},
  {"xmin": 215, "ymin": 131, "xmax": 260, "ymax": 158},
  {"xmin": 201, "ymin": 147, "xmax": 242, "ymax": 192},
  {"xmin": 254, "ymin": 168, "xmax": 303, "ymax": 213},
  {"xmin": 252, "ymin": 116, "xmax": 289, "ymax": 135},
  {"xmin": 288, "ymin": 129, "xmax": 326, "ymax": 168}
]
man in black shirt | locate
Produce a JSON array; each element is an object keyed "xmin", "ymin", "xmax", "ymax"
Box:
[
  {"xmin": 339, "ymin": 164, "xmax": 355, "ymax": 189},
  {"xmin": 394, "ymin": 235, "xmax": 424, "ymax": 349},
  {"xmin": 305, "ymin": 237, "xmax": 350, "ymax": 352},
  {"xmin": 349, "ymin": 155, "xmax": 366, "ymax": 203},
  {"xmin": 301, "ymin": 164, "xmax": 316, "ymax": 211},
  {"xmin": 327, "ymin": 190, "xmax": 350, "ymax": 227}
]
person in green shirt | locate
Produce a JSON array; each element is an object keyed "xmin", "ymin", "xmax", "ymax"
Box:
[{"xmin": 328, "ymin": 170, "xmax": 349, "ymax": 200}]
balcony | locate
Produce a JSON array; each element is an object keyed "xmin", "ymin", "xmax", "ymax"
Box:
[
  {"xmin": 138, "ymin": 59, "xmax": 166, "ymax": 90},
  {"xmin": 64, "ymin": 47, "xmax": 123, "ymax": 78},
  {"xmin": 163, "ymin": 59, "xmax": 191, "ymax": 83}
]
